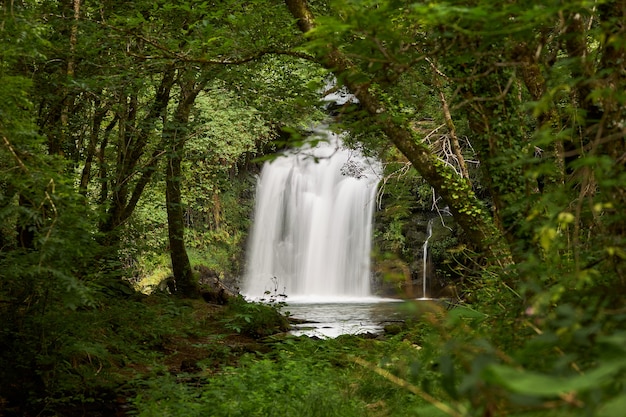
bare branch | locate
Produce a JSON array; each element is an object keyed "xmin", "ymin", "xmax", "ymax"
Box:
[{"xmin": 2, "ymin": 135, "xmax": 28, "ymax": 172}]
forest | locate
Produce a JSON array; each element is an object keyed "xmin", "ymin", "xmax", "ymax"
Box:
[{"xmin": 1, "ymin": 0, "xmax": 625, "ymax": 416}]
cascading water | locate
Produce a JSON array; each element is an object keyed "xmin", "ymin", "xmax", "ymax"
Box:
[
  {"xmin": 243, "ymin": 127, "xmax": 381, "ymax": 301},
  {"xmin": 420, "ymin": 218, "xmax": 434, "ymax": 299}
]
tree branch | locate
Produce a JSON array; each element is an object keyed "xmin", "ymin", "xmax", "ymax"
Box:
[{"xmin": 284, "ymin": 0, "xmax": 513, "ymax": 266}]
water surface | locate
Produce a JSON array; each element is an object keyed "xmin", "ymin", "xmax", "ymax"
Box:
[{"xmin": 283, "ymin": 298, "xmax": 412, "ymax": 338}]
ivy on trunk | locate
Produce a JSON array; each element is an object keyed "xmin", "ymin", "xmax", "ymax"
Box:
[{"xmin": 284, "ymin": 0, "xmax": 514, "ymax": 269}]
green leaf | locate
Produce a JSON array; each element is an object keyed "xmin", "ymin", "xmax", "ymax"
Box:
[
  {"xmin": 446, "ymin": 306, "xmax": 487, "ymax": 324},
  {"xmin": 597, "ymin": 394, "xmax": 626, "ymax": 417},
  {"xmin": 483, "ymin": 359, "xmax": 626, "ymax": 397}
]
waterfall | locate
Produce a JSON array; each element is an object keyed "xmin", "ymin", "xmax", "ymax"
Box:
[
  {"xmin": 243, "ymin": 127, "xmax": 380, "ymax": 300},
  {"xmin": 420, "ymin": 218, "xmax": 434, "ymax": 299}
]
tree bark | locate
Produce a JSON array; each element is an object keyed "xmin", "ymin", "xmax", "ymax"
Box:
[
  {"xmin": 166, "ymin": 131, "xmax": 196, "ymax": 297},
  {"xmin": 284, "ymin": 0, "xmax": 513, "ymax": 267},
  {"xmin": 56, "ymin": 0, "xmax": 81, "ymax": 156},
  {"xmin": 163, "ymin": 71, "xmax": 209, "ymax": 298},
  {"xmin": 79, "ymin": 98, "xmax": 107, "ymax": 195},
  {"xmin": 97, "ymin": 116, "xmax": 118, "ymax": 205}
]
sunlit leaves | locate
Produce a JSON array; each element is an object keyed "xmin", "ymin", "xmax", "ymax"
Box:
[{"xmin": 187, "ymin": 87, "xmax": 271, "ymax": 165}]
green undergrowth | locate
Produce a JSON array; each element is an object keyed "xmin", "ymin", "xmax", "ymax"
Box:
[
  {"xmin": 0, "ymin": 291, "xmax": 288, "ymax": 416},
  {"xmin": 4, "ymin": 292, "xmax": 625, "ymax": 417},
  {"xmin": 139, "ymin": 297, "xmax": 625, "ymax": 417},
  {"xmin": 126, "ymin": 301, "xmax": 460, "ymax": 417},
  {"xmin": 129, "ymin": 331, "xmax": 446, "ymax": 417}
]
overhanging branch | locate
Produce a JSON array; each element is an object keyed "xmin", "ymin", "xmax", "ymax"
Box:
[{"xmin": 283, "ymin": 0, "xmax": 513, "ymax": 266}]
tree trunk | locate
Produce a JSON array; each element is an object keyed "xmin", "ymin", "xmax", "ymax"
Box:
[
  {"xmin": 163, "ymin": 71, "xmax": 209, "ymax": 298},
  {"xmin": 165, "ymin": 134, "xmax": 197, "ymax": 298},
  {"xmin": 79, "ymin": 98, "xmax": 107, "ymax": 195},
  {"xmin": 284, "ymin": 0, "xmax": 513, "ymax": 267},
  {"xmin": 17, "ymin": 194, "xmax": 36, "ymax": 249}
]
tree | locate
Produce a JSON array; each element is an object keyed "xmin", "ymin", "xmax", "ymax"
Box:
[
  {"xmin": 279, "ymin": 1, "xmax": 626, "ymax": 413},
  {"xmin": 97, "ymin": 66, "xmax": 177, "ymax": 241},
  {"xmin": 284, "ymin": 0, "xmax": 513, "ymax": 267},
  {"xmin": 163, "ymin": 68, "xmax": 210, "ymax": 298}
]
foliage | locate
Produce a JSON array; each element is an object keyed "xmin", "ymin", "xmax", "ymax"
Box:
[
  {"xmin": 0, "ymin": 289, "xmax": 185, "ymax": 412},
  {"xmin": 283, "ymin": 0, "xmax": 626, "ymax": 415},
  {"xmin": 132, "ymin": 348, "xmax": 365, "ymax": 417},
  {"xmin": 382, "ymin": 299, "xmax": 626, "ymax": 416},
  {"xmin": 222, "ymin": 296, "xmax": 290, "ymax": 339},
  {"xmin": 375, "ymin": 160, "xmax": 433, "ymax": 254},
  {"xmin": 1, "ymin": 0, "xmax": 625, "ymax": 416},
  {"xmin": 130, "ymin": 332, "xmax": 453, "ymax": 417}
]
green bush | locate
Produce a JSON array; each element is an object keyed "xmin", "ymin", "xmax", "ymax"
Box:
[
  {"xmin": 222, "ymin": 297, "xmax": 290, "ymax": 339},
  {"xmin": 132, "ymin": 345, "xmax": 366, "ymax": 417}
]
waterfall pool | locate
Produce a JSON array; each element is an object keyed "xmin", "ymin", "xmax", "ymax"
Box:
[
  {"xmin": 281, "ymin": 298, "xmax": 439, "ymax": 338},
  {"xmin": 242, "ymin": 124, "xmax": 444, "ymax": 339}
]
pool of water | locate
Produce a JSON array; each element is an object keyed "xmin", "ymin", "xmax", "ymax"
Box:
[{"xmin": 282, "ymin": 297, "xmax": 437, "ymax": 338}]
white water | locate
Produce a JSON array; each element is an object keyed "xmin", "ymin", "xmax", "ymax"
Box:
[
  {"xmin": 420, "ymin": 218, "xmax": 434, "ymax": 299},
  {"xmin": 243, "ymin": 127, "xmax": 380, "ymax": 300},
  {"xmin": 287, "ymin": 301, "xmax": 405, "ymax": 338}
]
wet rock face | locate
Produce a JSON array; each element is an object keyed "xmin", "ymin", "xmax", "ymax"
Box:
[{"xmin": 372, "ymin": 211, "xmax": 458, "ymax": 298}]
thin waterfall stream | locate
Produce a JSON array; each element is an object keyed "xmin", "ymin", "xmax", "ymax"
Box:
[{"xmin": 420, "ymin": 218, "xmax": 434, "ymax": 299}]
